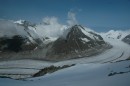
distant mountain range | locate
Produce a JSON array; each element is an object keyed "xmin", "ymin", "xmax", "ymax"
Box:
[
  {"xmin": 0, "ymin": 19, "xmax": 129, "ymax": 60},
  {"xmin": 100, "ymin": 30, "xmax": 130, "ymax": 40}
]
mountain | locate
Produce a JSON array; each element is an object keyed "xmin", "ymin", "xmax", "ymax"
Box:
[
  {"xmin": 46, "ymin": 25, "xmax": 110, "ymax": 60},
  {"xmin": 122, "ymin": 34, "xmax": 130, "ymax": 45},
  {"xmin": 14, "ymin": 20, "xmax": 35, "ymax": 26},
  {"xmin": 14, "ymin": 20, "xmax": 28, "ymax": 25},
  {"xmin": 0, "ymin": 20, "xmax": 111, "ymax": 61},
  {"xmin": 0, "ymin": 20, "xmax": 44, "ymax": 52},
  {"xmin": 101, "ymin": 30, "xmax": 129, "ymax": 40}
]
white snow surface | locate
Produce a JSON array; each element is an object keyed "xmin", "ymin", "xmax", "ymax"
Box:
[
  {"xmin": 0, "ymin": 60, "xmax": 54, "ymax": 79},
  {"xmin": 14, "ymin": 20, "xmax": 25, "ymax": 25},
  {"xmin": 0, "ymin": 60, "xmax": 130, "ymax": 86},
  {"xmin": 100, "ymin": 30, "xmax": 130, "ymax": 40},
  {"xmin": 80, "ymin": 27, "xmax": 101, "ymax": 40},
  {"xmin": 43, "ymin": 37, "xmax": 58, "ymax": 44},
  {"xmin": 28, "ymin": 61, "xmax": 130, "ymax": 86},
  {"xmin": 81, "ymin": 38, "xmax": 90, "ymax": 43}
]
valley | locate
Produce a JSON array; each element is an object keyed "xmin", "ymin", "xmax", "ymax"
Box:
[{"xmin": 0, "ymin": 19, "xmax": 130, "ymax": 86}]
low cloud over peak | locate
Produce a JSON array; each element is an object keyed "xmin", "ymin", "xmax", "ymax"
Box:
[{"xmin": 67, "ymin": 11, "xmax": 78, "ymax": 26}]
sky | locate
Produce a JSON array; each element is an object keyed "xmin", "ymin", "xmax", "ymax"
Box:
[{"xmin": 0, "ymin": 0, "xmax": 130, "ymax": 32}]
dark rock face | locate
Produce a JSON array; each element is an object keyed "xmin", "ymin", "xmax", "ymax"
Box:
[
  {"xmin": 0, "ymin": 35, "xmax": 38, "ymax": 52},
  {"xmin": 33, "ymin": 64, "xmax": 75, "ymax": 77},
  {"xmin": 122, "ymin": 34, "xmax": 130, "ymax": 45},
  {"xmin": 46, "ymin": 25, "xmax": 107, "ymax": 60},
  {"xmin": 0, "ymin": 35, "xmax": 26, "ymax": 52}
]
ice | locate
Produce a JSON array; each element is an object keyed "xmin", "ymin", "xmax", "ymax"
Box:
[{"xmin": 0, "ymin": 60, "xmax": 130, "ymax": 86}]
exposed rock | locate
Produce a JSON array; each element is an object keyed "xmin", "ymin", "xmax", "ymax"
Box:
[
  {"xmin": 122, "ymin": 34, "xmax": 130, "ymax": 45},
  {"xmin": 46, "ymin": 25, "xmax": 109, "ymax": 60}
]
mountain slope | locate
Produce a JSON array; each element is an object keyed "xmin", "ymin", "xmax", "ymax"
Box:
[
  {"xmin": 46, "ymin": 25, "xmax": 110, "ymax": 60},
  {"xmin": 101, "ymin": 30, "xmax": 130, "ymax": 40},
  {"xmin": 122, "ymin": 34, "xmax": 130, "ymax": 45},
  {"xmin": 0, "ymin": 20, "xmax": 44, "ymax": 52},
  {"xmin": 0, "ymin": 60, "xmax": 130, "ymax": 86}
]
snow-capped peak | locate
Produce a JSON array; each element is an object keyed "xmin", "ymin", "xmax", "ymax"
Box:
[
  {"xmin": 100, "ymin": 30, "xmax": 130, "ymax": 40},
  {"xmin": 14, "ymin": 20, "xmax": 25, "ymax": 25},
  {"xmin": 0, "ymin": 20, "xmax": 45, "ymax": 44},
  {"xmin": 0, "ymin": 20, "xmax": 28, "ymax": 37},
  {"xmin": 62, "ymin": 25, "xmax": 103, "ymax": 41}
]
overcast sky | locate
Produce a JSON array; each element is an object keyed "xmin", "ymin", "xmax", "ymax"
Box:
[{"xmin": 0, "ymin": 0, "xmax": 130, "ymax": 31}]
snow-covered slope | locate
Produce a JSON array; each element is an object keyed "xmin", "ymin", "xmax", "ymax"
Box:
[
  {"xmin": 0, "ymin": 19, "xmax": 44, "ymax": 43},
  {"xmin": 14, "ymin": 20, "xmax": 25, "ymax": 25},
  {"xmin": 0, "ymin": 60, "xmax": 130, "ymax": 86},
  {"xmin": 0, "ymin": 19, "xmax": 47, "ymax": 52},
  {"xmin": 0, "ymin": 60, "xmax": 53, "ymax": 79},
  {"xmin": 28, "ymin": 60, "xmax": 130, "ymax": 86},
  {"xmin": 100, "ymin": 30, "xmax": 130, "ymax": 40}
]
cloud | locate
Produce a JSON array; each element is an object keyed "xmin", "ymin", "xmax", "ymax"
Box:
[
  {"xmin": 0, "ymin": 19, "xmax": 28, "ymax": 37},
  {"xmin": 42, "ymin": 16, "xmax": 59, "ymax": 25},
  {"xmin": 36, "ymin": 17, "xmax": 67, "ymax": 38},
  {"xmin": 67, "ymin": 11, "xmax": 78, "ymax": 26},
  {"xmin": 36, "ymin": 11, "xmax": 79, "ymax": 38}
]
